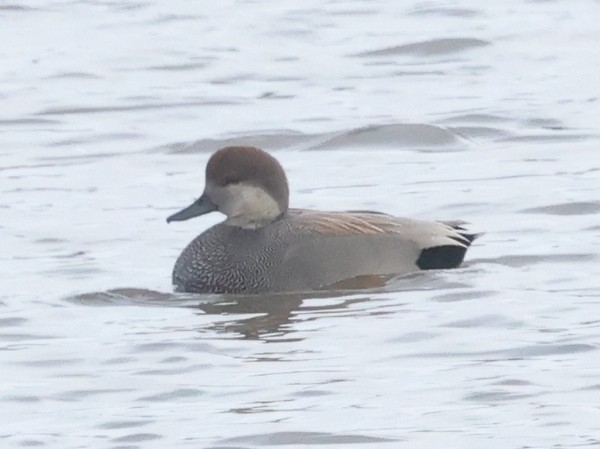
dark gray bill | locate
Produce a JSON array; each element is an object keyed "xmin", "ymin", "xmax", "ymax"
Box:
[{"xmin": 166, "ymin": 194, "xmax": 217, "ymax": 223}]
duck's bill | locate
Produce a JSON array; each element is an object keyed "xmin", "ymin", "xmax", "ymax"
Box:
[{"xmin": 166, "ymin": 195, "xmax": 217, "ymax": 223}]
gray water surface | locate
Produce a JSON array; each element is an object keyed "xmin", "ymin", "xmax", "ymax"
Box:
[{"xmin": 2, "ymin": 1, "xmax": 600, "ymax": 448}]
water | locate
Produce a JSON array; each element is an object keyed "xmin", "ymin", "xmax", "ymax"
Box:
[{"xmin": 2, "ymin": 0, "xmax": 600, "ymax": 447}]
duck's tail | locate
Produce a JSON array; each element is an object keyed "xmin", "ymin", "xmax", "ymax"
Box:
[{"xmin": 416, "ymin": 221, "xmax": 481, "ymax": 270}]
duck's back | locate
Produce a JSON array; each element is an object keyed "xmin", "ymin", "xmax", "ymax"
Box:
[{"xmin": 172, "ymin": 209, "xmax": 475, "ymax": 294}]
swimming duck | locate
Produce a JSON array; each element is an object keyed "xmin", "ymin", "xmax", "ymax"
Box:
[{"xmin": 167, "ymin": 146, "xmax": 478, "ymax": 294}]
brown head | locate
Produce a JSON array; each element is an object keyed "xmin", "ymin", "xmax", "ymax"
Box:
[{"xmin": 167, "ymin": 146, "xmax": 290, "ymax": 228}]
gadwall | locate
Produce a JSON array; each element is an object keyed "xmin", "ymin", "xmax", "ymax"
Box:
[{"xmin": 167, "ymin": 146, "xmax": 478, "ymax": 294}]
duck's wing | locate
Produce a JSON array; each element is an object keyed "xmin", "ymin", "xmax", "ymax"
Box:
[
  {"xmin": 289, "ymin": 208, "xmax": 478, "ymax": 246},
  {"xmin": 287, "ymin": 209, "xmax": 480, "ymax": 271}
]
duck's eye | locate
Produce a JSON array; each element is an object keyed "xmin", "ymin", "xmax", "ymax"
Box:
[{"xmin": 224, "ymin": 176, "xmax": 241, "ymax": 185}]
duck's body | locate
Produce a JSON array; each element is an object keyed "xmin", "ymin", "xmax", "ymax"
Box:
[{"xmin": 167, "ymin": 146, "xmax": 479, "ymax": 294}]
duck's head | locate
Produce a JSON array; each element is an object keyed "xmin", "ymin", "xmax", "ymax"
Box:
[{"xmin": 167, "ymin": 146, "xmax": 289, "ymax": 228}]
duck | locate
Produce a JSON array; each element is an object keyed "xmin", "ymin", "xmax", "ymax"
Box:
[{"xmin": 167, "ymin": 146, "xmax": 478, "ymax": 294}]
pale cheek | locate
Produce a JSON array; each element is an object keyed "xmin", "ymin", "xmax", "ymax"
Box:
[
  {"xmin": 231, "ymin": 185, "xmax": 280, "ymax": 217},
  {"xmin": 217, "ymin": 186, "xmax": 254, "ymax": 217}
]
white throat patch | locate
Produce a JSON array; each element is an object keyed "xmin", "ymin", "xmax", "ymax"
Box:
[{"xmin": 220, "ymin": 183, "xmax": 282, "ymax": 228}]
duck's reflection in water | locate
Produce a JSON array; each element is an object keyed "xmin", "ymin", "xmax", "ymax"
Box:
[
  {"xmin": 195, "ymin": 292, "xmax": 375, "ymax": 340},
  {"xmin": 192, "ymin": 274, "xmax": 398, "ymax": 340},
  {"xmin": 66, "ymin": 271, "xmax": 468, "ymax": 340},
  {"xmin": 65, "ymin": 285, "xmax": 378, "ymax": 340}
]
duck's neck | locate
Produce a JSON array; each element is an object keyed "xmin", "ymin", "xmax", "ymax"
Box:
[{"xmin": 224, "ymin": 211, "xmax": 287, "ymax": 229}]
